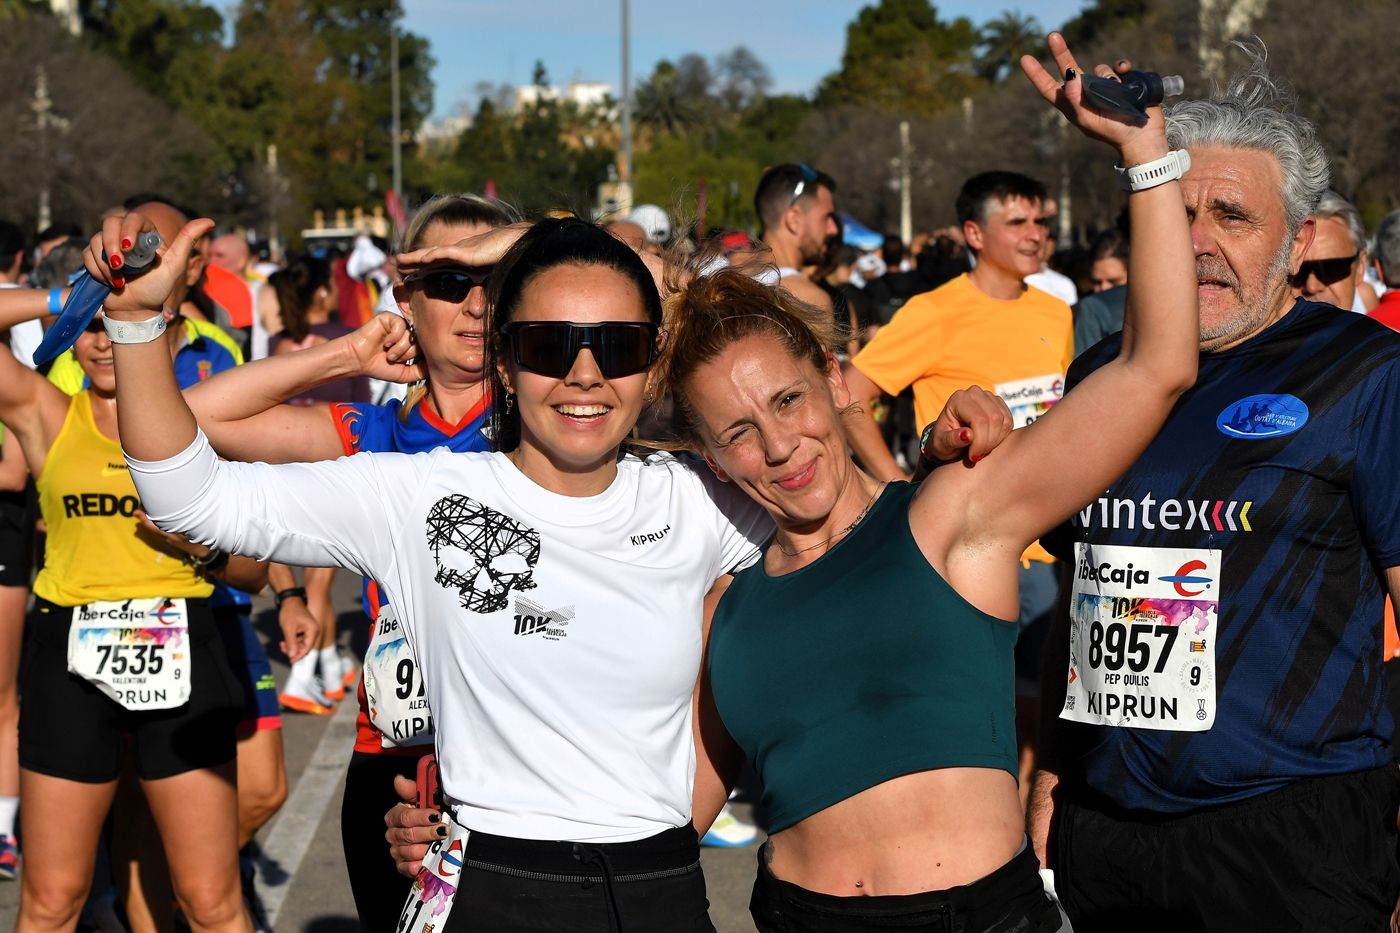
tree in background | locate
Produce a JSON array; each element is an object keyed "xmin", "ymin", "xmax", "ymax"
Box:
[
  {"xmin": 0, "ymin": 16, "xmax": 212, "ymax": 234},
  {"xmin": 816, "ymin": 0, "xmax": 983, "ymax": 117}
]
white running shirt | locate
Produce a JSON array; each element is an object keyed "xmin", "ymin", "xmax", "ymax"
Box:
[{"xmin": 129, "ymin": 434, "xmax": 769, "ymax": 842}]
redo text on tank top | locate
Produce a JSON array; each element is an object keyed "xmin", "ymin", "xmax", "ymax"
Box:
[{"xmin": 33, "ymin": 391, "xmax": 211, "ymax": 607}]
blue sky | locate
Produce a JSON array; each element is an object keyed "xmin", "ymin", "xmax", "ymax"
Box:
[{"xmin": 405, "ymin": 1, "xmax": 1091, "ymax": 120}]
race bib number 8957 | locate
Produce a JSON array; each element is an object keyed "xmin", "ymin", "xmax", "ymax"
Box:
[{"xmin": 1061, "ymin": 543, "xmax": 1220, "ymax": 732}]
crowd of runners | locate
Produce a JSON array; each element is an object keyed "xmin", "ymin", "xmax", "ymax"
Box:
[{"xmin": 1, "ymin": 28, "xmax": 1400, "ymax": 933}]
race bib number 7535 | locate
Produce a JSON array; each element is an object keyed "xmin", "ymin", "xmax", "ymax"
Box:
[
  {"xmin": 1061, "ymin": 543, "xmax": 1220, "ymax": 732},
  {"xmin": 67, "ymin": 598, "xmax": 191, "ymax": 711}
]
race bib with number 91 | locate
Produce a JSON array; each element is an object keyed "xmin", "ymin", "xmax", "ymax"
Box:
[
  {"xmin": 363, "ymin": 603, "xmax": 434, "ymax": 748},
  {"xmin": 67, "ymin": 598, "xmax": 191, "ymax": 711},
  {"xmin": 1061, "ymin": 543, "xmax": 1220, "ymax": 732}
]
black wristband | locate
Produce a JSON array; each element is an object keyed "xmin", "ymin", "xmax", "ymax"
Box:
[{"xmin": 274, "ymin": 586, "xmax": 307, "ymax": 609}]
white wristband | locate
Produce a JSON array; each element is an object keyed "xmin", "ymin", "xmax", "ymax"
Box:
[
  {"xmin": 103, "ymin": 312, "xmax": 168, "ymax": 344},
  {"xmin": 1115, "ymin": 150, "xmax": 1191, "ymax": 193}
]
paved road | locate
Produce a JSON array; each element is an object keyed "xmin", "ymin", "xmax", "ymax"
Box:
[{"xmin": 0, "ymin": 573, "xmax": 763, "ymax": 932}]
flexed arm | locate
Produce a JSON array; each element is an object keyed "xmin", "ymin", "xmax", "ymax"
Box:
[
  {"xmin": 930, "ymin": 34, "xmax": 1198, "ymax": 551},
  {"xmin": 182, "ymin": 312, "xmax": 421, "ymax": 463}
]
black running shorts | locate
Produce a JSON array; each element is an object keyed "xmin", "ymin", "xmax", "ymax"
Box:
[
  {"xmin": 20, "ymin": 598, "xmax": 242, "ymax": 782},
  {"xmin": 1054, "ymin": 766, "xmax": 1400, "ymax": 932},
  {"xmin": 0, "ymin": 485, "xmax": 37, "ymax": 588}
]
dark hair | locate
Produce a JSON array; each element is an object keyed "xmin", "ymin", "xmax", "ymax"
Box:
[
  {"xmin": 753, "ymin": 163, "xmax": 837, "ymax": 234},
  {"xmin": 955, "ymin": 171, "xmax": 1047, "ymax": 229},
  {"xmin": 916, "ymin": 235, "xmax": 970, "ymax": 289},
  {"xmin": 36, "ymin": 222, "xmax": 82, "ymax": 243},
  {"xmin": 485, "ymin": 217, "xmax": 663, "ymax": 452},
  {"xmin": 121, "ymin": 193, "xmax": 197, "ymax": 223},
  {"xmin": 0, "ymin": 220, "xmax": 23, "ymax": 271},
  {"xmin": 268, "ymin": 255, "xmax": 332, "ymax": 343},
  {"xmin": 1090, "ymin": 227, "xmax": 1129, "ymax": 263},
  {"xmin": 657, "ymin": 269, "xmax": 841, "ymax": 450},
  {"xmin": 882, "ymin": 235, "xmax": 905, "ymax": 268}
]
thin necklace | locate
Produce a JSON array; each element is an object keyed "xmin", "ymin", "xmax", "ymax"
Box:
[{"xmin": 775, "ymin": 482, "xmax": 885, "ymax": 558}]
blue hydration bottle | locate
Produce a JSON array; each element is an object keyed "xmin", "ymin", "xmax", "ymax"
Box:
[
  {"xmin": 1079, "ymin": 70, "xmax": 1185, "ymax": 123},
  {"xmin": 33, "ymin": 230, "xmax": 164, "ymax": 366}
]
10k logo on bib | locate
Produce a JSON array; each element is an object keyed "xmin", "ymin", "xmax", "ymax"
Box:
[
  {"xmin": 1061, "ymin": 544, "xmax": 1220, "ymax": 732},
  {"xmin": 67, "ymin": 598, "xmax": 191, "ymax": 710}
]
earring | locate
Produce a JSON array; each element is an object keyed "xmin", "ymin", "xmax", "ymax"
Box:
[{"xmin": 504, "ymin": 392, "xmax": 514, "ymax": 414}]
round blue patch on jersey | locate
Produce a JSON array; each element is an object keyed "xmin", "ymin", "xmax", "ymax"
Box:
[{"xmin": 1216, "ymin": 394, "xmax": 1309, "ymax": 439}]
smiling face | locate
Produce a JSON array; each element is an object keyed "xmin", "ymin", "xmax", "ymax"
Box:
[
  {"xmin": 499, "ymin": 262, "xmax": 654, "ymax": 492},
  {"xmin": 686, "ymin": 333, "xmax": 855, "ymax": 533},
  {"xmin": 73, "ymin": 322, "xmax": 116, "ymax": 395},
  {"xmin": 399, "ymin": 220, "xmax": 494, "ymax": 386},
  {"xmin": 966, "ymin": 195, "xmax": 1045, "ymax": 281},
  {"xmin": 1182, "ymin": 145, "xmax": 1314, "ymax": 352}
]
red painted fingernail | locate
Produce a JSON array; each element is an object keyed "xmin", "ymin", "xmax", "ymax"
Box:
[
  {"xmin": 112, "ymin": 277, "xmax": 125, "ymax": 288},
  {"xmin": 110, "ymin": 253, "xmax": 122, "ymax": 269},
  {"xmin": 120, "ymin": 237, "xmax": 132, "ymax": 251},
  {"xmin": 971, "ymin": 453, "xmax": 983, "ymax": 462},
  {"xmin": 959, "ymin": 429, "xmax": 972, "ymax": 443}
]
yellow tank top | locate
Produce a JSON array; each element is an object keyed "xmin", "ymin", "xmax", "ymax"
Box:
[{"xmin": 33, "ymin": 391, "xmax": 212, "ymax": 606}]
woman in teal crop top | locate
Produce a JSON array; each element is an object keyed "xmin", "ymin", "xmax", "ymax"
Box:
[{"xmin": 656, "ymin": 33, "xmax": 1197, "ymax": 933}]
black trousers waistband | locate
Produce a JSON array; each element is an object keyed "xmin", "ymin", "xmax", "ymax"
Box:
[
  {"xmin": 752, "ymin": 837, "xmax": 1059, "ymax": 931},
  {"xmin": 463, "ymin": 825, "xmax": 701, "ymax": 881}
]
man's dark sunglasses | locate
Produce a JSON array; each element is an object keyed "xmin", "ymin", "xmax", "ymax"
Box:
[
  {"xmin": 500, "ymin": 321, "xmax": 659, "ymax": 379},
  {"xmin": 1291, "ymin": 253, "xmax": 1358, "ymax": 287},
  {"xmin": 403, "ymin": 268, "xmax": 491, "ymax": 303}
]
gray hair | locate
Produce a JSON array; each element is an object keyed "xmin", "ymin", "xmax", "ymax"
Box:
[
  {"xmin": 1313, "ymin": 191, "xmax": 1366, "ymax": 254},
  {"xmin": 1165, "ymin": 40, "xmax": 1329, "ymax": 235},
  {"xmin": 1375, "ymin": 210, "xmax": 1400, "ymax": 287}
]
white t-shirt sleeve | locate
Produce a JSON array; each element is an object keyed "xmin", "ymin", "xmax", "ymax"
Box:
[
  {"xmin": 691, "ymin": 460, "xmax": 770, "ymax": 575},
  {"xmin": 126, "ymin": 430, "xmax": 423, "ymax": 580}
]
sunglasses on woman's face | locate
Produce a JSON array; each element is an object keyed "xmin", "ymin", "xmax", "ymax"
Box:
[
  {"xmin": 403, "ymin": 268, "xmax": 490, "ymax": 304},
  {"xmin": 1291, "ymin": 253, "xmax": 1358, "ymax": 287},
  {"xmin": 500, "ymin": 321, "xmax": 659, "ymax": 379}
]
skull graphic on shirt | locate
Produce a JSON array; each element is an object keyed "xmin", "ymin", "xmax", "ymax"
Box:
[{"xmin": 425, "ymin": 495, "xmax": 541, "ymax": 614}]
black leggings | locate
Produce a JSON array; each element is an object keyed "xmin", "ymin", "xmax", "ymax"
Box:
[{"xmin": 340, "ymin": 750, "xmax": 424, "ymax": 932}]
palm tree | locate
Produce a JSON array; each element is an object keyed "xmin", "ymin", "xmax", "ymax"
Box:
[{"xmin": 976, "ymin": 11, "xmax": 1044, "ymax": 83}]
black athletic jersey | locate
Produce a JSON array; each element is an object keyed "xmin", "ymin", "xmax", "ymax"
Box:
[{"xmin": 1045, "ymin": 299, "xmax": 1400, "ymax": 813}]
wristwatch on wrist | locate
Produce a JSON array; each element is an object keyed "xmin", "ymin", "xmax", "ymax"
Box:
[
  {"xmin": 102, "ymin": 311, "xmax": 168, "ymax": 344},
  {"xmin": 1115, "ymin": 150, "xmax": 1192, "ymax": 193}
]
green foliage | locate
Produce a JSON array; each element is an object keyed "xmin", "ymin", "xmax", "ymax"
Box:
[{"xmin": 817, "ymin": 0, "xmax": 984, "ymax": 117}]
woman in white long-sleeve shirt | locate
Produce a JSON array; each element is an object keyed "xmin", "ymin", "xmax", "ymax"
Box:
[{"xmin": 90, "ymin": 216, "xmax": 774, "ymax": 933}]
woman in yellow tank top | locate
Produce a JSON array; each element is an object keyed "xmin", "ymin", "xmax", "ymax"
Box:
[{"xmin": 0, "ymin": 310, "xmax": 271, "ymax": 933}]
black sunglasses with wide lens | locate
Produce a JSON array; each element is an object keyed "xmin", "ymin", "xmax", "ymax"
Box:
[
  {"xmin": 500, "ymin": 321, "xmax": 659, "ymax": 379},
  {"xmin": 404, "ymin": 268, "xmax": 490, "ymax": 304},
  {"xmin": 1291, "ymin": 253, "xmax": 1358, "ymax": 287}
]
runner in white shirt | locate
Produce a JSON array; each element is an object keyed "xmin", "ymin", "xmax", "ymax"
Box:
[{"xmin": 93, "ymin": 215, "xmax": 778, "ymax": 933}]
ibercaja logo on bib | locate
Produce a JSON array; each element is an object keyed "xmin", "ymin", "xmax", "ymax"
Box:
[{"xmin": 1063, "ymin": 543, "xmax": 1221, "ymax": 732}]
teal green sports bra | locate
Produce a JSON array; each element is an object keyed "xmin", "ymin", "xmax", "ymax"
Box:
[{"xmin": 707, "ymin": 482, "xmax": 1018, "ymax": 833}]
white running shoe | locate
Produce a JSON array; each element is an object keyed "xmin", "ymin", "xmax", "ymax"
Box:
[{"xmin": 701, "ymin": 802, "xmax": 759, "ymax": 847}]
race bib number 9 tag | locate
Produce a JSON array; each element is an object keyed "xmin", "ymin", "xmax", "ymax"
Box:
[
  {"xmin": 995, "ymin": 373, "xmax": 1064, "ymax": 428},
  {"xmin": 1061, "ymin": 544, "xmax": 1220, "ymax": 732},
  {"xmin": 363, "ymin": 603, "xmax": 433, "ymax": 748},
  {"xmin": 67, "ymin": 598, "xmax": 191, "ymax": 711}
]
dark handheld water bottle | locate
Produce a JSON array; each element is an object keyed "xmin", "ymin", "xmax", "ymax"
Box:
[
  {"xmin": 1080, "ymin": 70, "xmax": 1185, "ymax": 122},
  {"xmin": 33, "ymin": 230, "xmax": 164, "ymax": 365}
]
